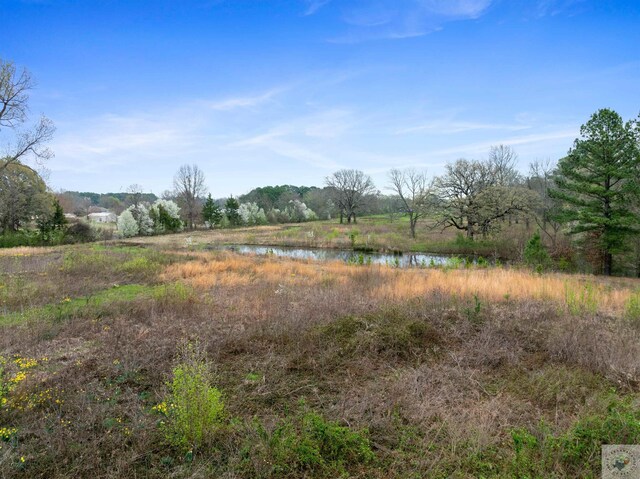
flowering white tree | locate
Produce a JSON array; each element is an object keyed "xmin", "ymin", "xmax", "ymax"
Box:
[
  {"xmin": 286, "ymin": 200, "xmax": 317, "ymax": 222},
  {"xmin": 127, "ymin": 204, "xmax": 154, "ymax": 235},
  {"xmin": 149, "ymin": 199, "xmax": 182, "ymax": 233},
  {"xmin": 117, "ymin": 209, "xmax": 139, "ymax": 237},
  {"xmin": 238, "ymin": 202, "xmax": 267, "ymax": 226}
]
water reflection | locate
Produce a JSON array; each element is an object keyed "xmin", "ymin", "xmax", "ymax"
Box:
[{"xmin": 215, "ymin": 244, "xmax": 468, "ymax": 268}]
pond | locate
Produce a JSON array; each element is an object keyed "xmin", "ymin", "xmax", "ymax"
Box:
[{"xmin": 215, "ymin": 244, "xmax": 475, "ymax": 268}]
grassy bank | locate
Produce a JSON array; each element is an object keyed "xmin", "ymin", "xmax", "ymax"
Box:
[{"xmin": 1, "ymin": 241, "xmax": 639, "ymax": 477}]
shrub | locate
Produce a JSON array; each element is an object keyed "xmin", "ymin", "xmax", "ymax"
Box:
[
  {"xmin": 242, "ymin": 400, "xmax": 374, "ymax": 477},
  {"xmin": 117, "ymin": 210, "xmax": 139, "ymax": 238},
  {"xmin": 64, "ymin": 221, "xmax": 96, "ymax": 243},
  {"xmin": 149, "ymin": 199, "xmax": 182, "ymax": 233},
  {"xmin": 0, "ymin": 230, "xmax": 40, "ymax": 248},
  {"xmin": 524, "ymin": 231, "xmax": 552, "ymax": 271},
  {"xmin": 506, "ymin": 398, "xmax": 640, "ymax": 477},
  {"xmin": 156, "ymin": 343, "xmax": 225, "ymax": 452}
]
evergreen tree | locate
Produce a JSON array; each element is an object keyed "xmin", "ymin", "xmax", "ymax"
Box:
[
  {"xmin": 51, "ymin": 198, "xmax": 67, "ymax": 230},
  {"xmin": 224, "ymin": 196, "xmax": 241, "ymax": 227},
  {"xmin": 202, "ymin": 194, "xmax": 223, "ymax": 228},
  {"xmin": 551, "ymin": 109, "xmax": 640, "ymax": 275},
  {"xmin": 524, "ymin": 231, "xmax": 552, "ymax": 271}
]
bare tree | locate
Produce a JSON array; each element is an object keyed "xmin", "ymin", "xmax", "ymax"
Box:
[
  {"xmin": 0, "ymin": 59, "xmax": 31, "ymax": 128},
  {"xmin": 325, "ymin": 169, "xmax": 376, "ymax": 224},
  {"xmin": 388, "ymin": 168, "xmax": 433, "ymax": 238},
  {"xmin": 527, "ymin": 159, "xmax": 562, "ymax": 248},
  {"xmin": 125, "ymin": 184, "xmax": 144, "ymax": 208},
  {"xmin": 435, "ymin": 157, "xmax": 535, "ymax": 239},
  {"xmin": 0, "ymin": 59, "xmax": 55, "ymax": 172},
  {"xmin": 173, "ymin": 164, "xmax": 207, "ymax": 230},
  {"xmin": 488, "ymin": 144, "xmax": 521, "ymax": 186},
  {"xmin": 434, "ymin": 158, "xmax": 494, "ymax": 239}
]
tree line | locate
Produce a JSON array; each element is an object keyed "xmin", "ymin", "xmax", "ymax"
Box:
[{"xmin": 2, "ymin": 57, "xmax": 639, "ymax": 275}]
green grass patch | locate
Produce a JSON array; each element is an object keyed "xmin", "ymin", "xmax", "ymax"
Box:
[
  {"xmin": 504, "ymin": 397, "xmax": 640, "ymax": 478},
  {"xmin": 240, "ymin": 399, "xmax": 375, "ymax": 478},
  {"xmin": 318, "ymin": 308, "xmax": 443, "ymax": 361},
  {"xmin": 0, "ymin": 282, "xmax": 194, "ymax": 326}
]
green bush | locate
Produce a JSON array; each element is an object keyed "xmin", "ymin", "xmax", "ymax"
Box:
[
  {"xmin": 156, "ymin": 343, "xmax": 225, "ymax": 452},
  {"xmin": 64, "ymin": 222, "xmax": 96, "ymax": 243},
  {"xmin": 242, "ymin": 400, "xmax": 374, "ymax": 477},
  {"xmin": 524, "ymin": 231, "xmax": 552, "ymax": 271},
  {"xmin": 505, "ymin": 398, "xmax": 640, "ymax": 478},
  {"xmin": 0, "ymin": 230, "xmax": 41, "ymax": 248}
]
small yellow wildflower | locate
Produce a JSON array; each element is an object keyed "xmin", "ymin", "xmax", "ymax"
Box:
[
  {"xmin": 14, "ymin": 357, "xmax": 38, "ymax": 370},
  {"xmin": 151, "ymin": 401, "xmax": 169, "ymax": 415},
  {"xmin": 10, "ymin": 371, "xmax": 27, "ymax": 384},
  {"xmin": 0, "ymin": 427, "xmax": 17, "ymax": 440}
]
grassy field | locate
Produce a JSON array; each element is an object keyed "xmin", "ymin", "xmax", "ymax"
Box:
[{"xmin": 1, "ymin": 231, "xmax": 640, "ymax": 478}]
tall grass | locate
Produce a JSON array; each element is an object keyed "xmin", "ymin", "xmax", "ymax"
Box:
[{"xmin": 163, "ymin": 252, "xmax": 638, "ymax": 316}]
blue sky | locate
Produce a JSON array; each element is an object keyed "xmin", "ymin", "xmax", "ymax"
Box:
[{"xmin": 1, "ymin": 0, "xmax": 639, "ymax": 196}]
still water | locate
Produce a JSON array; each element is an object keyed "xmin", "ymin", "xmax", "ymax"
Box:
[{"xmin": 217, "ymin": 244, "xmax": 470, "ymax": 268}]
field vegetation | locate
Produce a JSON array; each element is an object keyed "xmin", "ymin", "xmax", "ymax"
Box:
[
  {"xmin": 1, "ymin": 237, "xmax": 640, "ymax": 478},
  {"xmin": 127, "ymin": 216, "xmax": 536, "ymax": 261}
]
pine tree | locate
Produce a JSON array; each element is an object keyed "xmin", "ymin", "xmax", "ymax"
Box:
[
  {"xmin": 51, "ymin": 198, "xmax": 67, "ymax": 230},
  {"xmin": 224, "ymin": 196, "xmax": 241, "ymax": 227},
  {"xmin": 551, "ymin": 109, "xmax": 640, "ymax": 275},
  {"xmin": 202, "ymin": 194, "xmax": 223, "ymax": 229},
  {"xmin": 524, "ymin": 231, "xmax": 551, "ymax": 271}
]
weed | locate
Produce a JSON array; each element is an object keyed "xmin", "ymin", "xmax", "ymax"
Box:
[
  {"xmin": 348, "ymin": 230, "xmax": 359, "ymax": 248},
  {"xmin": 156, "ymin": 343, "xmax": 225, "ymax": 452},
  {"xmin": 565, "ymin": 281, "xmax": 599, "ymax": 315},
  {"xmin": 444, "ymin": 256, "xmax": 465, "ymax": 270},
  {"xmin": 476, "ymin": 256, "xmax": 489, "ymax": 268},
  {"xmin": 241, "ymin": 400, "xmax": 374, "ymax": 477},
  {"xmin": 504, "ymin": 398, "xmax": 640, "ymax": 477},
  {"xmin": 465, "ymin": 294, "xmax": 483, "ymax": 324},
  {"xmin": 625, "ymin": 290, "xmax": 640, "ymax": 322}
]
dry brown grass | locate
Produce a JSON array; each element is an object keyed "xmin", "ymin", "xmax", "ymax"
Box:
[
  {"xmin": 2, "ymin": 244, "xmax": 640, "ymax": 478},
  {"xmin": 163, "ymin": 252, "xmax": 640, "ymax": 316}
]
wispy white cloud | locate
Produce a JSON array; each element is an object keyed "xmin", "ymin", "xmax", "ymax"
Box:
[
  {"xmin": 51, "ymin": 112, "xmax": 202, "ymax": 175},
  {"xmin": 329, "ymin": 0, "xmax": 495, "ymax": 42},
  {"xmin": 396, "ymin": 119, "xmax": 531, "ymax": 135},
  {"xmin": 303, "ymin": 0, "xmax": 332, "ymax": 16},
  {"xmin": 203, "ymin": 88, "xmax": 284, "ymax": 111},
  {"xmin": 427, "ymin": 129, "xmax": 577, "ymax": 161},
  {"xmin": 535, "ymin": 0, "xmax": 587, "ymax": 17},
  {"xmin": 227, "ymin": 108, "xmax": 355, "ymax": 169},
  {"xmin": 420, "ymin": 0, "xmax": 494, "ymax": 18}
]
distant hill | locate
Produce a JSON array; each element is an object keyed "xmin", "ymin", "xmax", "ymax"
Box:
[
  {"xmin": 70, "ymin": 191, "xmax": 158, "ymax": 206},
  {"xmin": 239, "ymin": 185, "xmax": 317, "ymax": 211},
  {"xmin": 57, "ymin": 191, "xmax": 158, "ymax": 215}
]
